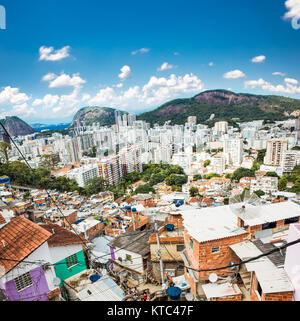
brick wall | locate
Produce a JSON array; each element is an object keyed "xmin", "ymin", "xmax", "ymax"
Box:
[
  {"xmin": 184, "ymin": 230, "xmax": 249, "ymax": 280},
  {"xmin": 250, "ymin": 273, "xmax": 293, "ymax": 301},
  {"xmin": 215, "ymin": 294, "xmax": 243, "ymax": 301}
]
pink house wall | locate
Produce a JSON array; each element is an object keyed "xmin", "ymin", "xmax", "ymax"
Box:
[{"xmin": 284, "ymin": 224, "xmax": 300, "ymax": 301}]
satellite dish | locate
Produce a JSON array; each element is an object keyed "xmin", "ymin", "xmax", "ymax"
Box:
[
  {"xmin": 53, "ymin": 277, "xmax": 61, "ymax": 287},
  {"xmin": 208, "ymin": 273, "xmax": 218, "ymax": 283},
  {"xmin": 229, "ymin": 189, "xmax": 262, "ymax": 217}
]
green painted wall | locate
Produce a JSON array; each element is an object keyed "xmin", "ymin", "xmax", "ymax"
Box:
[{"xmin": 54, "ymin": 250, "xmax": 87, "ymax": 286}]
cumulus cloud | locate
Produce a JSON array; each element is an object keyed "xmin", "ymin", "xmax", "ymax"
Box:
[
  {"xmin": 157, "ymin": 62, "xmax": 176, "ymax": 71},
  {"xmin": 244, "ymin": 77, "xmax": 300, "ymax": 94},
  {"xmin": 251, "ymin": 55, "xmax": 266, "ymax": 63},
  {"xmin": 0, "ymin": 86, "xmax": 30, "ymax": 105},
  {"xmin": 131, "ymin": 48, "xmax": 150, "ymax": 55},
  {"xmin": 39, "ymin": 45, "xmax": 71, "ymax": 61},
  {"xmin": 32, "ymin": 94, "xmax": 60, "ymax": 108},
  {"xmin": 118, "ymin": 65, "xmax": 132, "ymax": 81},
  {"xmin": 284, "ymin": 0, "xmax": 300, "ymax": 29},
  {"xmin": 42, "ymin": 72, "xmax": 86, "ymax": 89},
  {"xmin": 13, "ymin": 103, "xmax": 36, "ymax": 118},
  {"xmin": 88, "ymin": 73, "xmax": 204, "ymax": 111},
  {"xmin": 223, "ymin": 70, "xmax": 246, "ymax": 79},
  {"xmin": 272, "ymin": 72, "xmax": 286, "ymax": 77}
]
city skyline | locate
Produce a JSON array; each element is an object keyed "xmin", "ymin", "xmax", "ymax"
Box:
[{"xmin": 0, "ymin": 1, "xmax": 300, "ymax": 123}]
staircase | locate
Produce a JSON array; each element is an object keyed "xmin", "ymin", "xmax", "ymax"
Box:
[{"xmin": 239, "ymin": 271, "xmax": 252, "ymax": 291}]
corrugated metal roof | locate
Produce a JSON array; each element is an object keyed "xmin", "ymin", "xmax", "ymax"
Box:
[
  {"xmin": 230, "ymin": 241, "xmax": 294, "ymax": 293},
  {"xmin": 255, "ymin": 268, "xmax": 294, "ymax": 294},
  {"xmin": 202, "ymin": 282, "xmax": 242, "ymax": 299},
  {"xmin": 181, "ymin": 206, "xmax": 247, "ymax": 243},
  {"xmin": 77, "ymin": 276, "xmax": 125, "ymax": 301},
  {"xmin": 233, "ymin": 201, "xmax": 300, "ymax": 226}
]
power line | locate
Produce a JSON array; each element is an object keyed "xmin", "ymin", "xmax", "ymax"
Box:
[
  {"xmin": 160, "ymin": 236, "xmax": 300, "ymax": 273},
  {"xmin": 0, "ymin": 122, "xmax": 88, "ymax": 248}
]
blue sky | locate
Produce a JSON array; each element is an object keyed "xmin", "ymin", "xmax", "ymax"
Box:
[{"xmin": 0, "ymin": 0, "xmax": 300, "ymax": 123}]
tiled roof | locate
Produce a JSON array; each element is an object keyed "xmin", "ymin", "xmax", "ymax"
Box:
[
  {"xmin": 0, "ymin": 213, "xmax": 6, "ymax": 225},
  {"xmin": 0, "ymin": 216, "xmax": 52, "ymax": 273},
  {"xmin": 252, "ymin": 239, "xmax": 286, "ymax": 267},
  {"xmin": 41, "ymin": 223, "xmax": 88, "ymax": 247}
]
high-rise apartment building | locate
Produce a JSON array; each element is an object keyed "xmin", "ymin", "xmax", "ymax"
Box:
[
  {"xmin": 67, "ymin": 164, "xmax": 99, "ymax": 187},
  {"xmin": 214, "ymin": 121, "xmax": 228, "ymax": 134},
  {"xmin": 98, "ymin": 154, "xmax": 123, "ymax": 186},
  {"xmin": 282, "ymin": 150, "xmax": 300, "ymax": 174},
  {"xmin": 264, "ymin": 139, "xmax": 288, "ymax": 166},
  {"xmin": 223, "ymin": 139, "xmax": 243, "ymax": 166},
  {"xmin": 98, "ymin": 144, "xmax": 143, "ymax": 186}
]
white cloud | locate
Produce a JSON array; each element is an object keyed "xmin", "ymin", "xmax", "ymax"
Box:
[
  {"xmin": 131, "ymin": 48, "xmax": 150, "ymax": 55},
  {"xmin": 32, "ymin": 94, "xmax": 60, "ymax": 108},
  {"xmin": 223, "ymin": 70, "xmax": 246, "ymax": 79},
  {"xmin": 42, "ymin": 73, "xmax": 56, "ymax": 82},
  {"xmin": 209, "ymin": 62, "xmax": 214, "ymax": 67},
  {"xmin": 285, "ymin": 77, "xmax": 299, "ymax": 85},
  {"xmin": 0, "ymin": 86, "xmax": 30, "ymax": 105},
  {"xmin": 157, "ymin": 62, "xmax": 176, "ymax": 71},
  {"xmin": 88, "ymin": 73, "xmax": 204, "ymax": 111},
  {"xmin": 272, "ymin": 72, "xmax": 286, "ymax": 77},
  {"xmin": 251, "ymin": 55, "xmax": 266, "ymax": 63},
  {"xmin": 113, "ymin": 83, "xmax": 123, "ymax": 88},
  {"xmin": 42, "ymin": 72, "xmax": 86, "ymax": 89},
  {"xmin": 284, "ymin": 0, "xmax": 300, "ymax": 29},
  {"xmin": 118, "ymin": 65, "xmax": 132, "ymax": 81},
  {"xmin": 39, "ymin": 45, "xmax": 71, "ymax": 61},
  {"xmin": 13, "ymin": 103, "xmax": 36, "ymax": 118},
  {"xmin": 244, "ymin": 77, "xmax": 300, "ymax": 95}
]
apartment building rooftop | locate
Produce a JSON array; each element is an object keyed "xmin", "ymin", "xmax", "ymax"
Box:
[
  {"xmin": 181, "ymin": 206, "xmax": 247, "ymax": 243},
  {"xmin": 233, "ymin": 201, "xmax": 300, "ymax": 227}
]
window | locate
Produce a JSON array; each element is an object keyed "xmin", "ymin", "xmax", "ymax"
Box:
[
  {"xmin": 262, "ymin": 222, "xmax": 277, "ymax": 230},
  {"xmin": 14, "ymin": 272, "xmax": 33, "ymax": 292},
  {"xmin": 284, "ymin": 217, "xmax": 299, "ymax": 225},
  {"xmin": 189, "ymin": 238, "xmax": 194, "ymax": 250},
  {"xmin": 211, "ymin": 247, "xmax": 220, "ymax": 254},
  {"xmin": 126, "ymin": 254, "xmax": 132, "ymax": 262},
  {"xmin": 177, "ymin": 245, "xmax": 184, "ymax": 252},
  {"xmin": 256, "ymin": 281, "xmax": 263, "ymax": 300},
  {"xmin": 66, "ymin": 254, "xmax": 78, "ymax": 269}
]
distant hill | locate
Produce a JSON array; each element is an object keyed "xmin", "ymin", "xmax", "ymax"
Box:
[
  {"xmin": 137, "ymin": 89, "xmax": 300, "ymax": 125},
  {"xmin": 0, "ymin": 116, "xmax": 35, "ymax": 137},
  {"xmin": 69, "ymin": 106, "xmax": 128, "ymax": 128}
]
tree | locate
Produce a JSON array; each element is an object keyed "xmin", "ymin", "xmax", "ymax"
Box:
[
  {"xmin": 203, "ymin": 160, "xmax": 211, "ymax": 167},
  {"xmin": 231, "ymin": 168, "xmax": 255, "ymax": 182},
  {"xmin": 189, "ymin": 187, "xmax": 199, "ymax": 197},
  {"xmin": 134, "ymin": 184, "xmax": 155, "ymax": 195},
  {"xmin": 292, "ymin": 146, "xmax": 300, "ymax": 151},
  {"xmin": 83, "ymin": 177, "xmax": 107, "ymax": 196},
  {"xmin": 0, "ymin": 142, "xmax": 11, "ymax": 164},
  {"xmin": 254, "ymin": 190, "xmax": 265, "ymax": 197},
  {"xmin": 203, "ymin": 173, "xmax": 221, "ymax": 179},
  {"xmin": 278, "ymin": 176, "xmax": 288, "ymax": 191},
  {"xmin": 23, "ymin": 191, "xmax": 31, "ymax": 201},
  {"xmin": 257, "ymin": 149, "xmax": 266, "ymax": 163},
  {"xmin": 149, "ymin": 173, "xmax": 166, "ymax": 186},
  {"xmin": 193, "ymin": 174, "xmax": 202, "ymax": 181},
  {"xmin": 40, "ymin": 154, "xmax": 59, "ymax": 170},
  {"xmin": 266, "ymin": 172, "xmax": 280, "ymax": 178}
]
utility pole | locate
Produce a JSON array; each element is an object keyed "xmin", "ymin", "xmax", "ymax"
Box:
[{"xmin": 155, "ymin": 222, "xmax": 165, "ymax": 289}]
